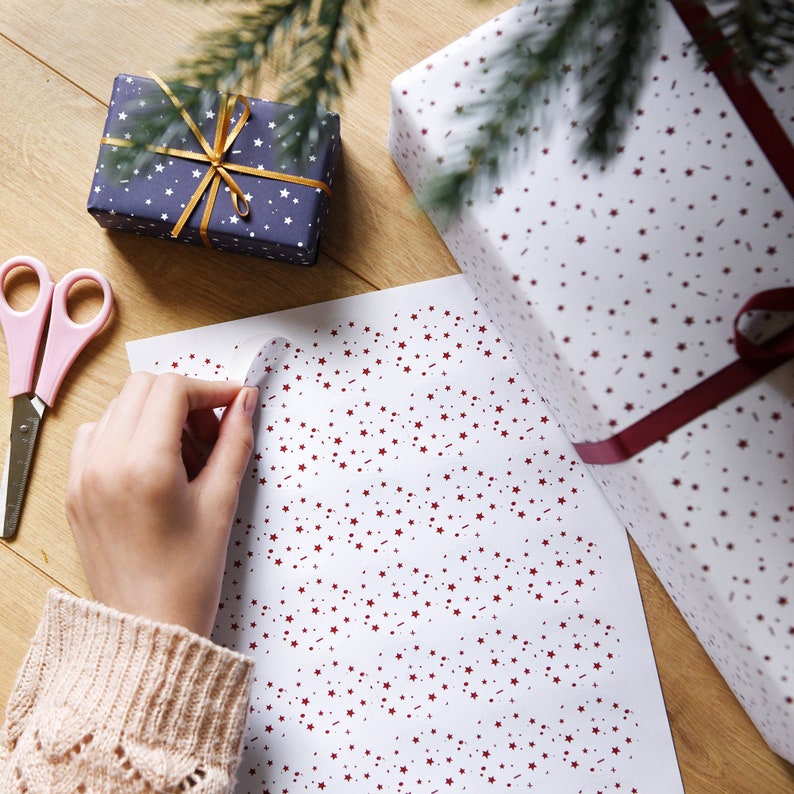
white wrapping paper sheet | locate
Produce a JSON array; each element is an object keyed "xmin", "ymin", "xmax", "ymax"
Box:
[{"xmin": 128, "ymin": 275, "xmax": 682, "ymax": 792}]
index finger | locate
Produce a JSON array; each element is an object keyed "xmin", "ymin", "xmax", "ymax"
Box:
[{"xmin": 136, "ymin": 374, "xmax": 242, "ymax": 452}]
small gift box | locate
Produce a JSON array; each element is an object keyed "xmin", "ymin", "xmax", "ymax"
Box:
[
  {"xmin": 87, "ymin": 73, "xmax": 340, "ymax": 265},
  {"xmin": 389, "ymin": 1, "xmax": 794, "ymax": 762}
]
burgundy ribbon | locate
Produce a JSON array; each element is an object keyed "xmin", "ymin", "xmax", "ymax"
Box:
[{"xmin": 573, "ymin": 289, "xmax": 794, "ymax": 464}]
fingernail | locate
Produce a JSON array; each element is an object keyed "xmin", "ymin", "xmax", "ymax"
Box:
[{"xmin": 242, "ymin": 386, "xmax": 259, "ymax": 417}]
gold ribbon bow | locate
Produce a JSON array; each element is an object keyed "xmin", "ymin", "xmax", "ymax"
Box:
[{"xmin": 100, "ymin": 72, "xmax": 332, "ymax": 248}]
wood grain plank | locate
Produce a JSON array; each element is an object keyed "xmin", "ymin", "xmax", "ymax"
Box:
[
  {"xmin": 0, "ymin": 545, "xmax": 64, "ymax": 716},
  {"xmin": 631, "ymin": 541, "xmax": 794, "ymax": 792},
  {"xmin": 0, "ymin": 2, "xmax": 792, "ymax": 792}
]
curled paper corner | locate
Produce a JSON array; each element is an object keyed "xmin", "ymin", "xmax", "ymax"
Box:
[{"xmin": 228, "ymin": 334, "xmax": 294, "ymax": 389}]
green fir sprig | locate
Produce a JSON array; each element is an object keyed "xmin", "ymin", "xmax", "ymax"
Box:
[
  {"xmin": 173, "ymin": 0, "xmax": 372, "ymax": 145},
  {"xmin": 417, "ymin": 0, "xmax": 793, "ymax": 220},
  {"xmin": 113, "ymin": 0, "xmax": 792, "ymax": 219},
  {"xmin": 707, "ymin": 0, "xmax": 794, "ymax": 73},
  {"xmin": 419, "ymin": 0, "xmax": 663, "ymax": 220},
  {"xmin": 107, "ymin": 0, "xmax": 372, "ymax": 176}
]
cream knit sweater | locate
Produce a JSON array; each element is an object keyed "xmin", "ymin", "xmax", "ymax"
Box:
[{"xmin": 0, "ymin": 590, "xmax": 253, "ymax": 793}]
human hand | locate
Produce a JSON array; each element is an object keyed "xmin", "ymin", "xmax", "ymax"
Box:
[{"xmin": 65, "ymin": 372, "xmax": 258, "ymax": 637}]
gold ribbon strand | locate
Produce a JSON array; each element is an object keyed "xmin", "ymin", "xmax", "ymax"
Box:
[{"xmin": 100, "ymin": 72, "xmax": 332, "ymax": 248}]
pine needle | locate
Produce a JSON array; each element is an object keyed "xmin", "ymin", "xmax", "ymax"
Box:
[{"xmin": 105, "ymin": 0, "xmax": 792, "ymax": 218}]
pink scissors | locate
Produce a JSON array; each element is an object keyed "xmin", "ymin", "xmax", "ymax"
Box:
[{"xmin": 0, "ymin": 255, "xmax": 113, "ymax": 539}]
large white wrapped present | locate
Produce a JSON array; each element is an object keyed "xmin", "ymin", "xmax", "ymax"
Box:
[{"xmin": 389, "ymin": 0, "xmax": 794, "ymax": 761}]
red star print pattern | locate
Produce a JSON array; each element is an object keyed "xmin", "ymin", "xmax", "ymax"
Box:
[
  {"xmin": 128, "ymin": 276, "xmax": 682, "ymax": 792},
  {"xmin": 388, "ymin": 2, "xmax": 793, "ymax": 761}
]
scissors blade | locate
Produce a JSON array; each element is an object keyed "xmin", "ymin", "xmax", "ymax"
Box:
[{"xmin": 0, "ymin": 394, "xmax": 45, "ymax": 539}]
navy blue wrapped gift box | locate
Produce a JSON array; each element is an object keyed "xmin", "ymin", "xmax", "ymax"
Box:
[{"xmin": 87, "ymin": 73, "xmax": 341, "ymax": 266}]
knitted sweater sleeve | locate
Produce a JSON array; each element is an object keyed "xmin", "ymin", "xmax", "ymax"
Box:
[{"xmin": 0, "ymin": 589, "xmax": 253, "ymax": 793}]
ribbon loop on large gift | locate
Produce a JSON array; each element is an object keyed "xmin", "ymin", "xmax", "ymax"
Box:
[
  {"xmin": 573, "ymin": 288, "xmax": 794, "ymax": 464},
  {"xmin": 100, "ymin": 72, "xmax": 332, "ymax": 249}
]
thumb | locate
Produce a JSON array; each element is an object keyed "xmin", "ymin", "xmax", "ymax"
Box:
[{"xmin": 198, "ymin": 386, "xmax": 258, "ymax": 517}]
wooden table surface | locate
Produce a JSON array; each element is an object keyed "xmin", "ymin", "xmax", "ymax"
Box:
[{"xmin": 0, "ymin": 1, "xmax": 792, "ymax": 791}]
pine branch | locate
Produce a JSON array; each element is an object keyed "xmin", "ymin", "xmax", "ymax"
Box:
[
  {"xmin": 279, "ymin": 0, "xmax": 372, "ymax": 146},
  {"xmin": 580, "ymin": 0, "xmax": 660, "ymax": 158},
  {"xmin": 104, "ymin": 0, "xmax": 793, "ymax": 214},
  {"xmin": 420, "ymin": 0, "xmax": 658, "ymax": 222},
  {"xmin": 173, "ymin": 0, "xmax": 315, "ymax": 90},
  {"xmin": 427, "ymin": 0, "xmax": 600, "ymax": 206},
  {"xmin": 707, "ymin": 0, "xmax": 794, "ymax": 74},
  {"xmin": 105, "ymin": 0, "xmax": 371, "ymax": 175},
  {"xmin": 102, "ymin": 80, "xmax": 221, "ymax": 178}
]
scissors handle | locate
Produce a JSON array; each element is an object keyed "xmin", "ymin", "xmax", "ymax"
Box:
[
  {"xmin": 36, "ymin": 268, "xmax": 113, "ymax": 407},
  {"xmin": 0, "ymin": 256, "xmax": 55, "ymax": 398}
]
